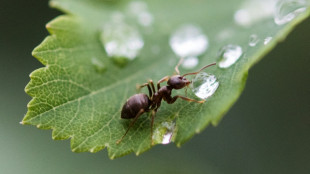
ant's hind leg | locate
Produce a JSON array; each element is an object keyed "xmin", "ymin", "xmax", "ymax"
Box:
[
  {"xmin": 167, "ymin": 95, "xmax": 205, "ymax": 104},
  {"xmin": 116, "ymin": 109, "xmax": 145, "ymax": 144}
]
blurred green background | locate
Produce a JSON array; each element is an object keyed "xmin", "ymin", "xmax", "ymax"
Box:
[{"xmin": 1, "ymin": 0, "xmax": 309, "ymax": 174}]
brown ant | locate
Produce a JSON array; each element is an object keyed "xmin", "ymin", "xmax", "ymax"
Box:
[{"xmin": 116, "ymin": 59, "xmax": 216, "ymax": 144}]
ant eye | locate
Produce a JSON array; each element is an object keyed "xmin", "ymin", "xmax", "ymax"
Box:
[{"xmin": 178, "ymin": 77, "xmax": 183, "ymax": 80}]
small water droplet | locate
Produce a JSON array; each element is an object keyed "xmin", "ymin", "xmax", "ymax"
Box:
[
  {"xmin": 249, "ymin": 34, "xmax": 260, "ymax": 47},
  {"xmin": 128, "ymin": 1, "xmax": 154, "ymax": 27},
  {"xmin": 100, "ymin": 20, "xmax": 144, "ymax": 62},
  {"xmin": 91, "ymin": 57, "xmax": 106, "ymax": 73},
  {"xmin": 191, "ymin": 72, "xmax": 219, "ymax": 100},
  {"xmin": 169, "ymin": 24, "xmax": 209, "ymax": 58},
  {"xmin": 264, "ymin": 37, "xmax": 273, "ymax": 45},
  {"xmin": 217, "ymin": 44, "xmax": 243, "ymax": 68},
  {"xmin": 152, "ymin": 121, "xmax": 176, "ymax": 145},
  {"xmin": 274, "ymin": 0, "xmax": 307, "ymax": 25},
  {"xmin": 182, "ymin": 57, "xmax": 199, "ymax": 69}
]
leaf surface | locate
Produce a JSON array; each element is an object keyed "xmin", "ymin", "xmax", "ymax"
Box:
[{"xmin": 23, "ymin": 0, "xmax": 310, "ymax": 158}]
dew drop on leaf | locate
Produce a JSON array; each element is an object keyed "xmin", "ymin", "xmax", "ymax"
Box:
[
  {"xmin": 100, "ymin": 20, "xmax": 144, "ymax": 62},
  {"xmin": 128, "ymin": 1, "xmax": 154, "ymax": 27},
  {"xmin": 264, "ymin": 36, "xmax": 273, "ymax": 45},
  {"xmin": 169, "ymin": 24, "xmax": 209, "ymax": 58},
  {"xmin": 191, "ymin": 72, "xmax": 219, "ymax": 100},
  {"xmin": 274, "ymin": 0, "xmax": 307, "ymax": 25},
  {"xmin": 217, "ymin": 44, "xmax": 243, "ymax": 68},
  {"xmin": 249, "ymin": 34, "xmax": 260, "ymax": 47},
  {"xmin": 234, "ymin": 0, "xmax": 277, "ymax": 27},
  {"xmin": 152, "ymin": 121, "xmax": 176, "ymax": 145},
  {"xmin": 182, "ymin": 56, "xmax": 199, "ymax": 69}
]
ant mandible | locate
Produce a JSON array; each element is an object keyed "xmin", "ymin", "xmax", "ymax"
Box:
[{"xmin": 116, "ymin": 59, "xmax": 216, "ymax": 144}]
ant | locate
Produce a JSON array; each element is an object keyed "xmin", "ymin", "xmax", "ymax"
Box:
[{"xmin": 116, "ymin": 59, "xmax": 216, "ymax": 144}]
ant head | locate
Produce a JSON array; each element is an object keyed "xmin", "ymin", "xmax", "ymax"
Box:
[{"xmin": 167, "ymin": 75, "xmax": 191, "ymax": 89}]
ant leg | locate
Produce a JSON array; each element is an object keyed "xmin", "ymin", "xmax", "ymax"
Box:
[
  {"xmin": 116, "ymin": 109, "xmax": 145, "ymax": 144},
  {"xmin": 148, "ymin": 80, "xmax": 156, "ymax": 94},
  {"xmin": 167, "ymin": 95, "xmax": 205, "ymax": 104},
  {"xmin": 174, "ymin": 58, "xmax": 184, "ymax": 75},
  {"xmin": 150, "ymin": 110, "xmax": 156, "ymax": 145},
  {"xmin": 137, "ymin": 83, "xmax": 152, "ymax": 97},
  {"xmin": 157, "ymin": 76, "xmax": 169, "ymax": 90}
]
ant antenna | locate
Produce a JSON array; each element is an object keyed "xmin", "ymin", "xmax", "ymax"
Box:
[
  {"xmin": 175, "ymin": 58, "xmax": 184, "ymax": 75},
  {"xmin": 182, "ymin": 62, "xmax": 216, "ymax": 77}
]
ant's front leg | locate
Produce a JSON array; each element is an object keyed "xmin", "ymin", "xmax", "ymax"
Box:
[
  {"xmin": 157, "ymin": 76, "xmax": 169, "ymax": 90},
  {"xmin": 166, "ymin": 95, "xmax": 205, "ymax": 104},
  {"xmin": 137, "ymin": 83, "xmax": 152, "ymax": 97}
]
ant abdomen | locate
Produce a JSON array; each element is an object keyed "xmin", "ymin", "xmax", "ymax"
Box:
[{"xmin": 121, "ymin": 94, "xmax": 150, "ymax": 119}]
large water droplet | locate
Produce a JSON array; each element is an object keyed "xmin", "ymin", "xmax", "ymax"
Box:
[
  {"xmin": 182, "ymin": 56, "xmax": 199, "ymax": 69},
  {"xmin": 100, "ymin": 20, "xmax": 144, "ymax": 61},
  {"xmin": 152, "ymin": 121, "xmax": 176, "ymax": 145},
  {"xmin": 191, "ymin": 72, "xmax": 219, "ymax": 100},
  {"xmin": 169, "ymin": 24, "xmax": 209, "ymax": 57},
  {"xmin": 91, "ymin": 57, "xmax": 106, "ymax": 73},
  {"xmin": 274, "ymin": 0, "xmax": 307, "ymax": 25},
  {"xmin": 264, "ymin": 36, "xmax": 273, "ymax": 45},
  {"xmin": 249, "ymin": 34, "xmax": 260, "ymax": 47},
  {"xmin": 128, "ymin": 1, "xmax": 154, "ymax": 27},
  {"xmin": 217, "ymin": 45, "xmax": 243, "ymax": 68}
]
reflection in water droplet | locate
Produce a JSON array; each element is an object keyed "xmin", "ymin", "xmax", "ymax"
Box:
[
  {"xmin": 182, "ymin": 56, "xmax": 199, "ymax": 69},
  {"xmin": 234, "ymin": 0, "xmax": 277, "ymax": 27},
  {"xmin": 191, "ymin": 72, "xmax": 219, "ymax": 100},
  {"xmin": 169, "ymin": 24, "xmax": 209, "ymax": 58},
  {"xmin": 249, "ymin": 34, "xmax": 260, "ymax": 47},
  {"xmin": 91, "ymin": 57, "xmax": 106, "ymax": 73},
  {"xmin": 128, "ymin": 1, "xmax": 154, "ymax": 27},
  {"xmin": 152, "ymin": 121, "xmax": 176, "ymax": 145},
  {"xmin": 264, "ymin": 37, "xmax": 273, "ymax": 45},
  {"xmin": 100, "ymin": 20, "xmax": 144, "ymax": 60},
  {"xmin": 274, "ymin": 0, "xmax": 307, "ymax": 25},
  {"xmin": 217, "ymin": 45, "xmax": 243, "ymax": 68}
]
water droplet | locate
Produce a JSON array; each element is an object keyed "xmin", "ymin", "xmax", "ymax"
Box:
[
  {"xmin": 274, "ymin": 0, "xmax": 307, "ymax": 25},
  {"xmin": 234, "ymin": 0, "xmax": 277, "ymax": 27},
  {"xmin": 249, "ymin": 34, "xmax": 260, "ymax": 47},
  {"xmin": 264, "ymin": 37, "xmax": 273, "ymax": 45},
  {"xmin": 217, "ymin": 44, "xmax": 243, "ymax": 68},
  {"xmin": 100, "ymin": 21, "xmax": 144, "ymax": 61},
  {"xmin": 182, "ymin": 57, "xmax": 199, "ymax": 69},
  {"xmin": 152, "ymin": 121, "xmax": 176, "ymax": 145},
  {"xmin": 191, "ymin": 72, "xmax": 219, "ymax": 100},
  {"xmin": 128, "ymin": 1, "xmax": 154, "ymax": 27},
  {"xmin": 169, "ymin": 24, "xmax": 209, "ymax": 58},
  {"xmin": 91, "ymin": 57, "xmax": 106, "ymax": 73}
]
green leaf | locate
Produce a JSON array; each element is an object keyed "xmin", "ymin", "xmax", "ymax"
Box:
[{"xmin": 22, "ymin": 0, "xmax": 310, "ymax": 159}]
